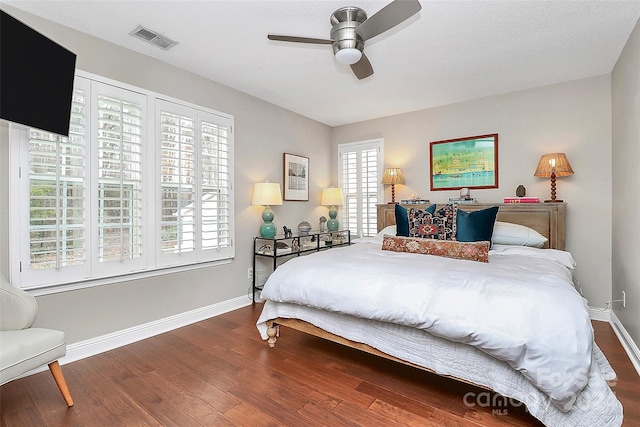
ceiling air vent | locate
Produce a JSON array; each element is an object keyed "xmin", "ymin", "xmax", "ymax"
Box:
[{"xmin": 129, "ymin": 25, "xmax": 178, "ymax": 50}]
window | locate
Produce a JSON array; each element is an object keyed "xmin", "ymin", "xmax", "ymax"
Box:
[
  {"xmin": 10, "ymin": 72, "xmax": 234, "ymax": 291},
  {"xmin": 157, "ymin": 100, "xmax": 232, "ymax": 267},
  {"xmin": 338, "ymin": 139, "xmax": 383, "ymax": 238}
]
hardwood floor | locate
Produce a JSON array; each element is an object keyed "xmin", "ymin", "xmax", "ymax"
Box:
[{"xmin": 1, "ymin": 304, "xmax": 639, "ymax": 426}]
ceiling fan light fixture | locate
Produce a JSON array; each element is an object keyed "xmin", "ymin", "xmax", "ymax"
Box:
[{"xmin": 335, "ymin": 48, "xmax": 362, "ymax": 65}]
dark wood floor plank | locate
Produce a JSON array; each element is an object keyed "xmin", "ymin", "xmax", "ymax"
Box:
[
  {"xmin": 356, "ymin": 380, "xmax": 438, "ymax": 419},
  {"xmin": 366, "ymin": 398, "xmax": 441, "ymax": 426},
  {"xmin": 1, "ymin": 304, "xmax": 638, "ymax": 427},
  {"xmin": 222, "ymin": 401, "xmax": 282, "ymax": 426},
  {"xmin": 0, "ymin": 406, "xmax": 47, "ymax": 427},
  {"xmin": 65, "ymin": 358, "xmax": 162, "ymax": 425},
  {"xmin": 0, "ymin": 380, "xmax": 31, "ymax": 415}
]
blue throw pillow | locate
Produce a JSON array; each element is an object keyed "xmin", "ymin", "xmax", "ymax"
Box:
[
  {"xmin": 456, "ymin": 206, "xmax": 499, "ymax": 243},
  {"xmin": 396, "ymin": 203, "xmax": 436, "ymax": 236}
]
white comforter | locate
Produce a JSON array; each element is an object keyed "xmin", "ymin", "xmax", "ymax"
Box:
[{"xmin": 258, "ymin": 241, "xmax": 593, "ymax": 411}]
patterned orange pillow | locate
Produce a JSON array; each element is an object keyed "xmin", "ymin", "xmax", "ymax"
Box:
[{"xmin": 381, "ymin": 235, "xmax": 489, "ymax": 262}]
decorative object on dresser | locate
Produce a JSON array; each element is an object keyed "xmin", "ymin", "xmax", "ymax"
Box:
[
  {"xmin": 504, "ymin": 196, "xmax": 539, "ymax": 203},
  {"xmin": 448, "ymin": 197, "xmax": 477, "ymax": 204},
  {"xmin": 516, "ymin": 184, "xmax": 526, "ymax": 197},
  {"xmin": 297, "ymin": 221, "xmax": 312, "ymax": 235},
  {"xmin": 430, "ymin": 134, "xmax": 498, "ymax": 191},
  {"xmin": 283, "ymin": 153, "xmax": 309, "ymax": 201},
  {"xmin": 534, "ymin": 153, "xmax": 574, "ymax": 203},
  {"xmin": 381, "ymin": 167, "xmax": 405, "ymax": 203},
  {"xmin": 321, "ymin": 187, "xmax": 344, "ymax": 231},
  {"xmin": 459, "ymin": 187, "xmax": 470, "ymax": 199},
  {"xmin": 283, "ymin": 226, "xmax": 292, "ymax": 238},
  {"xmin": 251, "ymin": 181, "xmax": 283, "ymax": 238},
  {"xmin": 319, "ymin": 216, "xmax": 327, "ymax": 232}
]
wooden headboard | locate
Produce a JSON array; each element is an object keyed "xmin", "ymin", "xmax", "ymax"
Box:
[{"xmin": 377, "ymin": 203, "xmax": 566, "ymax": 250}]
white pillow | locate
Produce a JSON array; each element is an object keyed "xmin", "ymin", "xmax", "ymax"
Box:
[
  {"xmin": 351, "ymin": 225, "xmax": 396, "ymax": 244},
  {"xmin": 491, "ymin": 244, "xmax": 576, "ymax": 270},
  {"xmin": 491, "ymin": 221, "xmax": 548, "ymax": 248}
]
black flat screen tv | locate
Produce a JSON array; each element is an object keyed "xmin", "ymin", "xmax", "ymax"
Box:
[{"xmin": 1, "ymin": 9, "xmax": 77, "ymax": 137}]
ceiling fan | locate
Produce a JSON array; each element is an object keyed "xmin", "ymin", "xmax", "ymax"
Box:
[{"xmin": 267, "ymin": 0, "xmax": 422, "ymax": 80}]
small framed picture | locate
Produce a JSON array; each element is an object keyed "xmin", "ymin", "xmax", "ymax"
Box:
[{"xmin": 283, "ymin": 153, "xmax": 309, "ymax": 201}]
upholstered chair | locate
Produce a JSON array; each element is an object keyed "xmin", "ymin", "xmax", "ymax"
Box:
[{"xmin": 0, "ymin": 275, "xmax": 73, "ymax": 406}]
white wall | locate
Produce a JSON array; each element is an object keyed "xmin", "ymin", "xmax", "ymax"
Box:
[
  {"xmin": 331, "ymin": 76, "xmax": 613, "ymax": 306},
  {"xmin": 0, "ymin": 6, "xmax": 333, "ymax": 344},
  {"xmin": 612, "ymin": 18, "xmax": 640, "ymax": 347}
]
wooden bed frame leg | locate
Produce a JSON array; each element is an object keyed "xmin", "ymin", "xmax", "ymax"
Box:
[
  {"xmin": 267, "ymin": 323, "xmax": 278, "ymax": 348},
  {"xmin": 48, "ymin": 360, "xmax": 74, "ymax": 407}
]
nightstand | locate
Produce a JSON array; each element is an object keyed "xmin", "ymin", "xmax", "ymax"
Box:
[{"xmin": 252, "ymin": 230, "xmax": 350, "ymax": 302}]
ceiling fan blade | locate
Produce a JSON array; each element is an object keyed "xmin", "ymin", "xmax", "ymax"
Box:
[
  {"xmin": 355, "ymin": 0, "xmax": 422, "ymax": 41},
  {"xmin": 267, "ymin": 35, "xmax": 333, "ymax": 45},
  {"xmin": 351, "ymin": 53, "xmax": 374, "ymax": 80}
]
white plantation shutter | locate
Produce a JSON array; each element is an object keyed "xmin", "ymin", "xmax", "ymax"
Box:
[
  {"xmin": 200, "ymin": 115, "xmax": 231, "ymax": 252},
  {"xmin": 10, "ymin": 72, "xmax": 235, "ymax": 291},
  {"xmin": 159, "ymin": 108, "xmax": 196, "ymax": 255},
  {"xmin": 18, "ymin": 78, "xmax": 90, "ymax": 287},
  {"xmin": 338, "ymin": 139, "xmax": 383, "ymax": 238},
  {"xmin": 157, "ymin": 100, "xmax": 233, "ymax": 266},
  {"xmin": 94, "ymin": 83, "xmax": 145, "ymax": 274}
]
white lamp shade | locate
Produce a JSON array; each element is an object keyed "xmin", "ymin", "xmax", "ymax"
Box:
[
  {"xmin": 252, "ymin": 182, "xmax": 283, "ymax": 206},
  {"xmin": 321, "ymin": 187, "xmax": 344, "ymax": 206},
  {"xmin": 335, "ymin": 48, "xmax": 362, "ymax": 65}
]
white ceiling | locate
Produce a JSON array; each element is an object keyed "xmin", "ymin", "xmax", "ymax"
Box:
[{"xmin": 5, "ymin": 0, "xmax": 640, "ymax": 127}]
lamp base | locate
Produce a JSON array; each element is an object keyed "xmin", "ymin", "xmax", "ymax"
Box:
[
  {"xmin": 327, "ymin": 205, "xmax": 339, "ymax": 232},
  {"xmin": 260, "ymin": 223, "xmax": 277, "ymax": 238},
  {"xmin": 544, "ymin": 199, "xmax": 564, "ymax": 203},
  {"xmin": 260, "ymin": 206, "xmax": 277, "ymax": 238}
]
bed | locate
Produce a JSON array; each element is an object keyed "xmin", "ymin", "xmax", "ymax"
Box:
[{"xmin": 256, "ymin": 202, "xmax": 623, "ymax": 426}]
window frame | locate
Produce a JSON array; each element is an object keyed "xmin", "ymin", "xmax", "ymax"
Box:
[
  {"xmin": 8, "ymin": 70, "xmax": 235, "ymax": 294},
  {"xmin": 337, "ymin": 139, "xmax": 383, "ymax": 238}
]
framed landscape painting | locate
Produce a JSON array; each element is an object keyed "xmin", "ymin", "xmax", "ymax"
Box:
[
  {"xmin": 430, "ymin": 134, "xmax": 498, "ymax": 191},
  {"xmin": 283, "ymin": 153, "xmax": 309, "ymax": 201}
]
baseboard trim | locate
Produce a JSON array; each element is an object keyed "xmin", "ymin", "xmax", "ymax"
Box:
[
  {"xmin": 58, "ymin": 295, "xmax": 251, "ymax": 366},
  {"xmin": 589, "ymin": 306, "xmax": 612, "ymax": 322},
  {"xmin": 17, "ymin": 295, "xmax": 251, "ymax": 379},
  {"xmin": 609, "ymin": 311, "xmax": 640, "ymax": 377}
]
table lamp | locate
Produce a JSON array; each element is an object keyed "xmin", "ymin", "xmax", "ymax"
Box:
[
  {"xmin": 252, "ymin": 181, "xmax": 283, "ymax": 238},
  {"xmin": 381, "ymin": 168, "xmax": 405, "ymax": 204},
  {"xmin": 321, "ymin": 187, "xmax": 344, "ymax": 232},
  {"xmin": 534, "ymin": 153, "xmax": 573, "ymax": 203}
]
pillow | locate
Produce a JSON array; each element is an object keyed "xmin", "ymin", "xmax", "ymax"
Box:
[
  {"xmin": 362, "ymin": 225, "xmax": 396, "ymax": 243},
  {"xmin": 491, "ymin": 244, "xmax": 575, "ymax": 269},
  {"xmin": 382, "ymin": 235, "xmax": 489, "ymax": 262},
  {"xmin": 395, "ymin": 203, "xmax": 435, "ymax": 236},
  {"xmin": 491, "ymin": 221, "xmax": 548, "ymax": 248},
  {"xmin": 456, "ymin": 206, "xmax": 499, "ymax": 243},
  {"xmin": 408, "ymin": 203, "xmax": 457, "ymax": 240}
]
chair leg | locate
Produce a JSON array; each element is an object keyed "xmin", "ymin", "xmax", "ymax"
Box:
[{"xmin": 48, "ymin": 360, "xmax": 74, "ymax": 407}]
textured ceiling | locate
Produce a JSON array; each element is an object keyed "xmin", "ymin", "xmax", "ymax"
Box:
[{"xmin": 4, "ymin": 0, "xmax": 640, "ymax": 127}]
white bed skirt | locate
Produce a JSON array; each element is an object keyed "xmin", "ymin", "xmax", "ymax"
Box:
[{"xmin": 257, "ymin": 301, "xmax": 623, "ymax": 427}]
